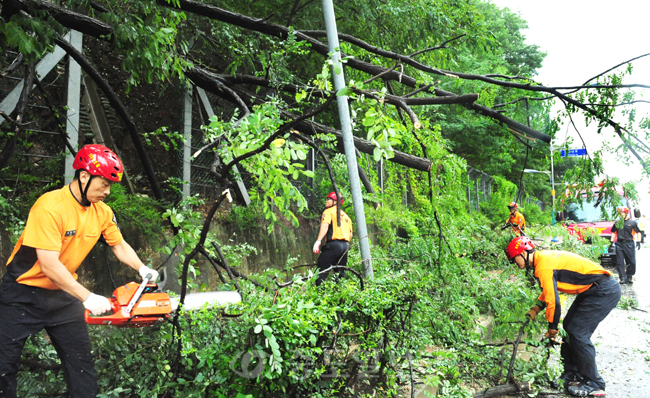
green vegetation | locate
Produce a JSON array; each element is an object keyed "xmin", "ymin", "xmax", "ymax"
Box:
[{"xmin": 1, "ymin": 0, "xmax": 645, "ymax": 396}]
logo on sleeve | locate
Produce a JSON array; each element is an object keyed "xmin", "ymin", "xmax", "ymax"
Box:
[{"xmin": 65, "ymin": 230, "xmax": 76, "ymax": 237}]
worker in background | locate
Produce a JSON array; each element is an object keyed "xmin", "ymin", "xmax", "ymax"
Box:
[
  {"xmin": 312, "ymin": 192, "xmax": 353, "ymax": 286},
  {"xmin": 610, "ymin": 207, "xmax": 641, "ymax": 284},
  {"xmin": 636, "ymin": 213, "xmax": 646, "ymax": 250},
  {"xmin": 503, "ymin": 202, "xmax": 526, "ymax": 236},
  {"xmin": 505, "ymin": 236, "xmax": 619, "ymax": 397},
  {"xmin": 0, "ymin": 145, "xmax": 158, "ymax": 398}
]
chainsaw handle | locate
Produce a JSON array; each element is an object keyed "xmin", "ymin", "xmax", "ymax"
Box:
[{"xmin": 84, "ymin": 298, "xmax": 120, "ymax": 324}]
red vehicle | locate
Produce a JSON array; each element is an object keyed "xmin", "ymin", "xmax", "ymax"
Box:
[{"xmin": 557, "ymin": 185, "xmax": 634, "ymax": 266}]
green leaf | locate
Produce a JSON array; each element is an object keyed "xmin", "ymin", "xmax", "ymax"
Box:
[
  {"xmin": 373, "ymin": 147, "xmax": 382, "ymax": 162},
  {"xmin": 337, "ymin": 87, "xmax": 352, "ymax": 96}
]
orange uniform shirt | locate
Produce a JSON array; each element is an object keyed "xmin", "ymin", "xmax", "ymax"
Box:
[
  {"xmin": 5, "ymin": 186, "xmax": 123, "ymax": 289},
  {"xmin": 533, "ymin": 250, "xmax": 612, "ymax": 328},
  {"xmin": 508, "ymin": 211, "xmax": 526, "ymax": 236},
  {"xmin": 321, "ymin": 206, "xmax": 353, "ymax": 243}
]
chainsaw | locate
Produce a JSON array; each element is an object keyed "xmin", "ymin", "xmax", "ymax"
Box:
[
  {"xmin": 85, "ymin": 272, "xmax": 173, "ymax": 327},
  {"xmin": 85, "ymin": 272, "xmax": 242, "ymax": 327}
]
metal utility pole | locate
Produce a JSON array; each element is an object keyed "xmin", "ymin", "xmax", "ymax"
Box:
[
  {"xmin": 321, "ymin": 0, "xmax": 373, "ymax": 279},
  {"xmin": 550, "ymin": 143, "xmax": 556, "ymax": 225}
]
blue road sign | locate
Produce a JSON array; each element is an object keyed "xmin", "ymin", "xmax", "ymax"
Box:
[{"xmin": 560, "ymin": 148, "xmax": 587, "ymax": 157}]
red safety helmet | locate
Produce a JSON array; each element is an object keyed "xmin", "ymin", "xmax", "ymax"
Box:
[
  {"xmin": 507, "ymin": 202, "xmax": 518, "ymax": 210},
  {"xmin": 505, "ymin": 236, "xmax": 535, "ymax": 262},
  {"xmin": 73, "ymin": 144, "xmax": 123, "ymax": 182},
  {"xmin": 326, "ymin": 192, "xmax": 344, "ymax": 204},
  {"xmin": 617, "ymin": 207, "xmax": 629, "ymax": 214}
]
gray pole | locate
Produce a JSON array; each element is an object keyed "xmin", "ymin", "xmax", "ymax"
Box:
[
  {"xmin": 182, "ymin": 85, "xmax": 192, "ymax": 199},
  {"xmin": 322, "ymin": 0, "xmax": 373, "ymax": 279},
  {"xmin": 64, "ymin": 30, "xmax": 83, "ymax": 184},
  {"xmin": 550, "ymin": 143, "xmax": 556, "ymax": 225}
]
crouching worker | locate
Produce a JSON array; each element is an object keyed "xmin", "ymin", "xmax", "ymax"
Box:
[
  {"xmin": 312, "ymin": 192, "xmax": 353, "ymax": 286},
  {"xmin": 505, "ymin": 237, "xmax": 620, "ymax": 397},
  {"xmin": 0, "ymin": 145, "xmax": 158, "ymax": 398}
]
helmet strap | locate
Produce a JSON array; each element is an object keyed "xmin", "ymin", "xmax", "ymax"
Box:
[
  {"xmin": 76, "ymin": 174, "xmax": 93, "ymax": 207},
  {"xmin": 525, "ymin": 250, "xmax": 535, "ymax": 270}
]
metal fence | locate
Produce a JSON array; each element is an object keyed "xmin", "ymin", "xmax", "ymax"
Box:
[{"xmin": 467, "ymin": 166, "xmax": 494, "ymax": 211}]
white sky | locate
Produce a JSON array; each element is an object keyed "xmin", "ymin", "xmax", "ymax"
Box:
[{"xmin": 490, "ymin": 0, "xmax": 650, "ymax": 210}]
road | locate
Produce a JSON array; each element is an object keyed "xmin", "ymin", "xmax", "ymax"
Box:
[{"xmin": 592, "ymin": 245, "xmax": 650, "ymax": 397}]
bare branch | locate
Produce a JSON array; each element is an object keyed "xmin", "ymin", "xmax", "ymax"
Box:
[
  {"xmin": 553, "ymin": 88, "xmax": 648, "ymax": 171},
  {"xmin": 179, "ymin": 192, "xmax": 228, "ymax": 305},
  {"xmin": 409, "ymin": 34, "xmax": 466, "ymax": 57},
  {"xmin": 582, "ymin": 52, "xmax": 650, "ymax": 86},
  {"xmin": 583, "ymin": 100, "xmax": 650, "ymax": 107},
  {"xmin": 1, "ymin": 53, "xmax": 24, "ymax": 77}
]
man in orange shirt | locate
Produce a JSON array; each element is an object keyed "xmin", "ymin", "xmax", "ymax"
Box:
[
  {"xmin": 0, "ymin": 145, "xmax": 158, "ymax": 398},
  {"xmin": 505, "ymin": 237, "xmax": 620, "ymax": 397},
  {"xmin": 504, "ymin": 202, "xmax": 526, "ymax": 236},
  {"xmin": 312, "ymin": 192, "xmax": 353, "ymax": 286}
]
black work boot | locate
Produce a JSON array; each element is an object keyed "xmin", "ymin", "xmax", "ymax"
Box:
[
  {"xmin": 567, "ymin": 380, "xmax": 605, "ymax": 396},
  {"xmin": 551, "ymin": 372, "xmax": 583, "ymax": 390}
]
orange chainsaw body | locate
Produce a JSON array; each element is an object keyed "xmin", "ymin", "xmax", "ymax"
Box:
[{"xmin": 85, "ymin": 282, "xmax": 173, "ymax": 327}]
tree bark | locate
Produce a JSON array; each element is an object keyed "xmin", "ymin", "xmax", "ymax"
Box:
[
  {"xmin": 473, "ymin": 382, "xmax": 531, "ymax": 398},
  {"xmin": 357, "ymin": 164, "xmax": 375, "ymax": 194},
  {"xmin": 4, "ymin": 0, "xmax": 112, "ymax": 38}
]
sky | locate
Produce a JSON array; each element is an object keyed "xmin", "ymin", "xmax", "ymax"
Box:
[{"xmin": 490, "ymin": 0, "xmax": 650, "ymax": 210}]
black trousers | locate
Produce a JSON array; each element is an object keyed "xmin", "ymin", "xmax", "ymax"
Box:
[
  {"xmin": 316, "ymin": 240, "xmax": 349, "ymax": 286},
  {"xmin": 615, "ymin": 240, "xmax": 636, "ymax": 278},
  {"xmin": 0, "ymin": 277, "xmax": 97, "ymax": 398},
  {"xmin": 560, "ymin": 276, "xmax": 621, "ymax": 389}
]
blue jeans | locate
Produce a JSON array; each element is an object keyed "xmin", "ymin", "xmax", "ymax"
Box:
[{"xmin": 560, "ymin": 276, "xmax": 621, "ymax": 389}]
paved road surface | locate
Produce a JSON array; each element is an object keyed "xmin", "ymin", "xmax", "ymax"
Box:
[{"xmin": 592, "ymin": 245, "xmax": 650, "ymax": 397}]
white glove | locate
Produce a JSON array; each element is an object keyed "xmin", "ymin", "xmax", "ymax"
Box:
[
  {"xmin": 83, "ymin": 293, "xmax": 112, "ymax": 316},
  {"xmin": 138, "ymin": 265, "xmax": 159, "ymax": 283},
  {"xmin": 313, "ymin": 240, "xmax": 321, "ymax": 254}
]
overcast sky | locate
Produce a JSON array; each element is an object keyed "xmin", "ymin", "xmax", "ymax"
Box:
[{"xmin": 490, "ymin": 0, "xmax": 650, "ymax": 209}]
